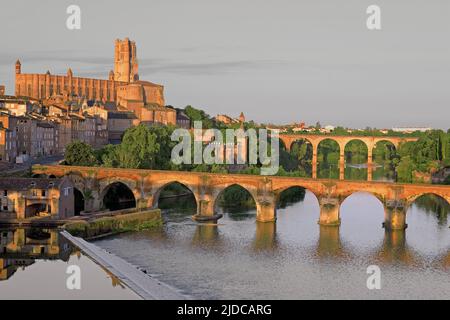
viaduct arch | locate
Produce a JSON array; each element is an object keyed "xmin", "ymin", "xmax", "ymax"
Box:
[{"xmin": 278, "ymin": 134, "xmax": 419, "ymax": 181}]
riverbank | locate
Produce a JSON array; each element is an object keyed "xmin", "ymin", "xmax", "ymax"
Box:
[
  {"xmin": 61, "ymin": 231, "xmax": 189, "ymax": 300},
  {"xmin": 64, "ymin": 209, "xmax": 163, "ymax": 240}
]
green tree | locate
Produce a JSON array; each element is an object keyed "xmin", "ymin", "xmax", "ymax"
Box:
[
  {"xmin": 65, "ymin": 141, "xmax": 98, "ymax": 166},
  {"xmin": 184, "ymin": 105, "xmax": 214, "ymax": 128},
  {"xmin": 397, "ymin": 156, "xmax": 414, "ymax": 183},
  {"xmin": 115, "ymin": 124, "xmax": 160, "ymax": 169}
]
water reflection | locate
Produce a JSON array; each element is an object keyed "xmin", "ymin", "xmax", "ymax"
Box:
[
  {"xmin": 0, "ymin": 228, "xmax": 72, "ymax": 281},
  {"xmin": 0, "ymin": 228, "xmax": 140, "ymax": 299},
  {"xmin": 95, "ymin": 193, "xmax": 450, "ymax": 300},
  {"xmin": 253, "ymin": 222, "xmax": 278, "ymax": 252},
  {"xmin": 192, "ymin": 224, "xmax": 221, "ymax": 247},
  {"xmin": 374, "ymin": 230, "xmax": 417, "ymax": 265},
  {"xmin": 315, "ymin": 226, "xmax": 347, "ymax": 259}
]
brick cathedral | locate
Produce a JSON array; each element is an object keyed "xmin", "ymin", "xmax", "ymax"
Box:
[{"xmin": 14, "ymin": 38, "xmax": 175, "ymax": 125}]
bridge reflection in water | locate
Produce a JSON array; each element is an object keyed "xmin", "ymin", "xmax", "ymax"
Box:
[
  {"xmin": 89, "ymin": 189, "xmax": 450, "ymax": 299},
  {"xmin": 150, "ymin": 193, "xmax": 449, "ymax": 267}
]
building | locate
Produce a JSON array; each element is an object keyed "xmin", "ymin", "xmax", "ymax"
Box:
[
  {"xmin": 35, "ymin": 122, "xmax": 56, "ymax": 157},
  {"xmin": 392, "ymin": 127, "xmax": 432, "ymax": 134},
  {"xmin": 0, "ymin": 124, "xmax": 17, "ymax": 163},
  {"xmin": 0, "ymin": 86, "xmax": 4, "ymax": 96},
  {"xmin": 215, "ymin": 113, "xmax": 246, "ymax": 125},
  {"xmin": 0, "ymin": 178, "xmax": 74, "ymax": 220},
  {"xmin": 0, "ymin": 112, "xmax": 20, "ymax": 162},
  {"xmin": 215, "ymin": 114, "xmax": 236, "ymax": 125},
  {"xmin": 176, "ymin": 109, "xmax": 191, "ymax": 129},
  {"xmin": 15, "ymin": 38, "xmax": 165, "ymax": 108},
  {"xmin": 0, "ymin": 95, "xmax": 41, "ymax": 116},
  {"xmin": 137, "ymin": 104, "xmax": 177, "ymax": 126},
  {"xmin": 107, "ymin": 111, "xmax": 139, "ymax": 144}
]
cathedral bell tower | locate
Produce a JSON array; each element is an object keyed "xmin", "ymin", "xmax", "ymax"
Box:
[{"xmin": 114, "ymin": 38, "xmax": 139, "ymax": 83}]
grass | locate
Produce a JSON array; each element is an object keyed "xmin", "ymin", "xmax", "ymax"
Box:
[{"xmin": 64, "ymin": 209, "xmax": 163, "ymax": 239}]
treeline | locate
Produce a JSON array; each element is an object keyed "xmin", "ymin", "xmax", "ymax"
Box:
[{"xmin": 63, "ymin": 105, "xmax": 450, "ymax": 185}]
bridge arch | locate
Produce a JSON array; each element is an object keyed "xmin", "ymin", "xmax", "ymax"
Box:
[
  {"xmin": 372, "ymin": 140, "xmax": 398, "ymax": 181},
  {"xmin": 73, "ymin": 187, "xmax": 85, "ymax": 216},
  {"xmin": 317, "ymin": 138, "xmax": 341, "ymax": 179},
  {"xmin": 213, "ymin": 183, "xmax": 258, "ymax": 215},
  {"xmin": 152, "ymin": 181, "xmax": 198, "ymax": 210},
  {"xmin": 275, "ymin": 185, "xmax": 320, "ymax": 208},
  {"xmin": 339, "ymin": 191, "xmax": 386, "ymax": 225},
  {"xmin": 100, "ymin": 180, "xmax": 138, "ymax": 211},
  {"xmin": 279, "ymin": 139, "xmax": 288, "ymax": 152},
  {"xmin": 288, "ymin": 138, "xmax": 314, "ymax": 177},
  {"xmin": 340, "ymin": 191, "xmax": 385, "ymax": 208},
  {"xmin": 344, "ymin": 139, "xmax": 369, "ymax": 180},
  {"xmin": 406, "ymin": 192, "xmax": 450, "ymax": 209}
]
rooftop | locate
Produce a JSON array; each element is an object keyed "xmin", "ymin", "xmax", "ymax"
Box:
[{"xmin": 0, "ymin": 178, "xmax": 63, "ymax": 191}]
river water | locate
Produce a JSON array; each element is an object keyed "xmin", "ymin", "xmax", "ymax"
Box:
[
  {"xmin": 0, "ymin": 228, "xmax": 140, "ymax": 300},
  {"xmin": 94, "ymin": 192, "xmax": 450, "ymax": 300}
]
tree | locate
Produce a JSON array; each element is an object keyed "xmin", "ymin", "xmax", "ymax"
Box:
[
  {"xmin": 98, "ymin": 144, "xmax": 119, "ymax": 168},
  {"xmin": 115, "ymin": 124, "xmax": 160, "ymax": 169},
  {"xmin": 184, "ymin": 105, "xmax": 214, "ymax": 129},
  {"xmin": 315, "ymin": 121, "xmax": 322, "ymax": 130},
  {"xmin": 65, "ymin": 141, "xmax": 98, "ymax": 166},
  {"xmin": 396, "ymin": 156, "xmax": 414, "ymax": 183}
]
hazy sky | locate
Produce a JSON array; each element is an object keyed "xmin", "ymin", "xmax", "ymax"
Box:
[{"xmin": 0, "ymin": 0, "xmax": 449, "ymax": 129}]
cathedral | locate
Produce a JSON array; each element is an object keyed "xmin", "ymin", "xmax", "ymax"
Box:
[{"xmin": 14, "ymin": 38, "xmax": 175, "ymax": 125}]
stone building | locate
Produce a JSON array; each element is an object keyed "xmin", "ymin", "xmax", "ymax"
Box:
[
  {"xmin": 35, "ymin": 122, "xmax": 56, "ymax": 157},
  {"xmin": 14, "ymin": 38, "xmax": 165, "ymax": 108},
  {"xmin": 0, "ymin": 112, "xmax": 20, "ymax": 163},
  {"xmin": 107, "ymin": 111, "xmax": 139, "ymax": 144},
  {"xmin": 0, "ymin": 124, "xmax": 17, "ymax": 163},
  {"xmin": 0, "ymin": 178, "xmax": 74, "ymax": 220},
  {"xmin": 0, "ymin": 95, "xmax": 41, "ymax": 117},
  {"xmin": 0, "ymin": 111, "xmax": 58, "ymax": 161},
  {"xmin": 215, "ymin": 113, "xmax": 246, "ymax": 125}
]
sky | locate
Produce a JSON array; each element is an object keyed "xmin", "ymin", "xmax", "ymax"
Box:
[{"xmin": 0, "ymin": 0, "xmax": 449, "ymax": 129}]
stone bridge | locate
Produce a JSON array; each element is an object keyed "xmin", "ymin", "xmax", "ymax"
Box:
[
  {"xmin": 32, "ymin": 165, "xmax": 450, "ymax": 231},
  {"xmin": 278, "ymin": 134, "xmax": 419, "ymax": 181}
]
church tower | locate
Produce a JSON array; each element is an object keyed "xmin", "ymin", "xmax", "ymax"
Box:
[
  {"xmin": 15, "ymin": 60, "xmax": 21, "ymax": 74},
  {"xmin": 114, "ymin": 38, "xmax": 139, "ymax": 83}
]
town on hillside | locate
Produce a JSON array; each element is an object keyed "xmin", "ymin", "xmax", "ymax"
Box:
[{"xmin": 0, "ymin": 39, "xmax": 449, "ymax": 223}]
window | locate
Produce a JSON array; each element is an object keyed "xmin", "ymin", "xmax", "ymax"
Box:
[
  {"xmin": 2, "ymin": 206, "xmax": 7, "ymax": 211},
  {"xmin": 3, "ymin": 190, "xmax": 7, "ymax": 197},
  {"xmin": 63, "ymin": 187, "xmax": 70, "ymax": 197},
  {"xmin": 41, "ymin": 190, "xmax": 46, "ymax": 197}
]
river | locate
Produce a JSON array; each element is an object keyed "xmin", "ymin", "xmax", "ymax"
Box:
[
  {"xmin": 0, "ymin": 228, "xmax": 140, "ymax": 299},
  {"xmin": 0, "ymin": 192, "xmax": 448, "ymax": 299},
  {"xmin": 92, "ymin": 192, "xmax": 450, "ymax": 300}
]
